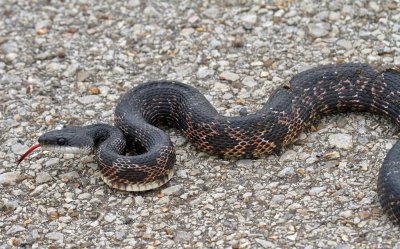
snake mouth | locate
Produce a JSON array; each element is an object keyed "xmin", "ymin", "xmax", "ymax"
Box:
[
  {"xmin": 17, "ymin": 144, "xmax": 92, "ymax": 165},
  {"xmin": 41, "ymin": 145, "xmax": 92, "ymax": 155}
]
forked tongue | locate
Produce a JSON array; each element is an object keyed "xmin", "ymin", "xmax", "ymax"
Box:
[{"xmin": 17, "ymin": 144, "xmax": 41, "ymax": 166}]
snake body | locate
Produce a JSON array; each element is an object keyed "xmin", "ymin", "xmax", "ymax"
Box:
[{"xmin": 23, "ymin": 63, "xmax": 400, "ymax": 224}]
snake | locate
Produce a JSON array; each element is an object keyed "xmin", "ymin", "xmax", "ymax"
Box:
[{"xmin": 18, "ymin": 63, "xmax": 400, "ymax": 224}]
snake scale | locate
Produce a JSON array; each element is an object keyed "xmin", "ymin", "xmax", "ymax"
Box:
[{"xmin": 18, "ymin": 63, "xmax": 400, "ymax": 224}]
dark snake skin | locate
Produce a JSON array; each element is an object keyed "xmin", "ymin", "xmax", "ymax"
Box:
[{"xmin": 37, "ymin": 63, "xmax": 400, "ymax": 224}]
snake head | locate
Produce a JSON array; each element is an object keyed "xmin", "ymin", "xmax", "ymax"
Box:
[
  {"xmin": 17, "ymin": 126, "xmax": 94, "ymax": 165},
  {"xmin": 37, "ymin": 126, "xmax": 94, "ymax": 154}
]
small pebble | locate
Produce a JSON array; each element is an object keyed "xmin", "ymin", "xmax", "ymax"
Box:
[
  {"xmin": 59, "ymin": 171, "xmax": 80, "ymax": 182},
  {"xmin": 45, "ymin": 158, "xmax": 60, "ymax": 167},
  {"xmin": 78, "ymin": 95, "xmax": 101, "ymax": 104},
  {"xmin": 339, "ymin": 210, "xmax": 353, "ymax": 218},
  {"xmin": 197, "ymin": 67, "xmax": 214, "ymax": 79},
  {"xmin": 77, "ymin": 70, "xmax": 89, "ymax": 82},
  {"xmin": 324, "ymin": 151, "xmax": 340, "ymax": 159},
  {"xmin": 271, "ymin": 194, "xmax": 285, "ymax": 204},
  {"xmin": 336, "ymin": 39, "xmax": 352, "ymax": 50},
  {"xmin": 78, "ymin": 193, "xmax": 91, "ymax": 200},
  {"xmin": 242, "ymin": 76, "xmax": 257, "ymax": 87},
  {"xmin": 161, "ymin": 185, "xmax": 182, "ymax": 195},
  {"xmin": 240, "ymin": 13, "xmax": 257, "ymax": 24},
  {"xmin": 30, "ymin": 184, "xmax": 49, "ymax": 195},
  {"xmin": 219, "ymin": 71, "xmax": 240, "ymax": 81},
  {"xmin": 0, "ymin": 171, "xmax": 21, "ymax": 185},
  {"xmin": 46, "ymin": 232, "xmax": 64, "ymax": 241},
  {"xmin": 122, "ymin": 197, "xmax": 133, "ymax": 205},
  {"xmin": 127, "ymin": 0, "xmax": 140, "ymax": 8},
  {"xmin": 135, "ymin": 196, "xmax": 144, "ymax": 205},
  {"xmin": 35, "ymin": 172, "xmax": 52, "ymax": 184},
  {"xmin": 309, "ymin": 186, "xmax": 327, "ymax": 196},
  {"xmin": 255, "ymin": 239, "xmax": 275, "ymax": 248},
  {"xmin": 11, "ymin": 144, "xmax": 29, "ymax": 155},
  {"xmin": 328, "ymin": 134, "xmax": 353, "ymax": 149},
  {"xmin": 308, "ymin": 22, "xmax": 331, "ymax": 37},
  {"xmin": 46, "ymin": 63, "xmax": 65, "ymax": 72},
  {"xmin": 175, "ymin": 231, "xmax": 192, "ymax": 241},
  {"xmin": 6, "ymin": 225, "xmax": 26, "ymax": 235},
  {"xmin": 279, "ymin": 150, "xmax": 297, "ymax": 162},
  {"xmin": 104, "ymin": 213, "xmax": 116, "ymax": 223},
  {"xmin": 277, "ymin": 167, "xmax": 295, "ymax": 177}
]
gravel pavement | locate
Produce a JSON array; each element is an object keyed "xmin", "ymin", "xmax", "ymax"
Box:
[{"xmin": 1, "ymin": 0, "xmax": 400, "ymax": 248}]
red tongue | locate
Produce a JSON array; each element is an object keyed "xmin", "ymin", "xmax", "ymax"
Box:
[{"xmin": 17, "ymin": 144, "xmax": 41, "ymax": 166}]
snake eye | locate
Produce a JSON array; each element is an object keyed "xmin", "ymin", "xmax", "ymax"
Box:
[{"xmin": 57, "ymin": 138, "xmax": 66, "ymax": 145}]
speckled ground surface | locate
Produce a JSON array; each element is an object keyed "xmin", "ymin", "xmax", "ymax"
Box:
[{"xmin": 1, "ymin": 0, "xmax": 400, "ymax": 248}]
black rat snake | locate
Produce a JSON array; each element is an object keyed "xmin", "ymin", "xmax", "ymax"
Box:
[{"xmin": 18, "ymin": 63, "xmax": 400, "ymax": 224}]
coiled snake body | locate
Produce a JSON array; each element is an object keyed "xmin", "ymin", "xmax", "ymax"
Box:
[{"xmin": 19, "ymin": 63, "xmax": 400, "ymax": 224}]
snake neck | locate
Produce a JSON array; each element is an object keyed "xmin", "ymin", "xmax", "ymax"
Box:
[{"xmin": 84, "ymin": 124, "xmax": 126, "ymax": 154}]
